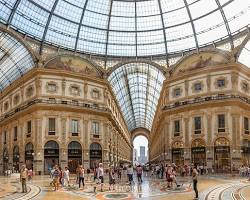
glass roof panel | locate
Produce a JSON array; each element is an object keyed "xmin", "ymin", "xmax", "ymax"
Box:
[
  {"xmin": 137, "ymin": 0, "xmax": 159, "ymax": 17},
  {"xmin": 189, "ymin": 0, "xmax": 218, "ymax": 19},
  {"xmin": 54, "ymin": 0, "xmax": 82, "ymax": 23},
  {"xmin": 160, "ymin": 0, "xmax": 185, "ymax": 12},
  {"xmin": 108, "ymin": 63, "xmax": 165, "ymax": 131},
  {"xmin": 0, "ymin": 0, "xmax": 249, "ymax": 58},
  {"xmin": 163, "ymin": 7, "xmax": 189, "ymax": 27},
  {"xmin": 0, "ymin": 31, "xmax": 34, "ymax": 91},
  {"xmin": 238, "ymin": 39, "xmax": 250, "ymax": 68},
  {"xmin": 194, "ymin": 11, "xmax": 227, "ymax": 45},
  {"xmin": 112, "ymin": 1, "xmax": 134, "ymax": 17}
]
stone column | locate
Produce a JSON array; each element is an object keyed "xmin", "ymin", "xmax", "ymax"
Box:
[
  {"xmin": 231, "ymin": 114, "xmax": 241, "ymax": 168},
  {"xmin": 33, "ymin": 117, "xmax": 43, "ymax": 174},
  {"xmin": 206, "ymin": 113, "xmax": 213, "ymax": 169},
  {"xmin": 183, "ymin": 117, "xmax": 190, "ymax": 164},
  {"xmin": 83, "ymin": 119, "xmax": 89, "ymax": 168}
]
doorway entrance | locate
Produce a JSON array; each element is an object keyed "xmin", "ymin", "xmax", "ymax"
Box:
[
  {"xmin": 68, "ymin": 141, "xmax": 82, "ymax": 173},
  {"xmin": 44, "ymin": 141, "xmax": 59, "ymax": 174},
  {"xmin": 89, "ymin": 143, "xmax": 102, "ymax": 169}
]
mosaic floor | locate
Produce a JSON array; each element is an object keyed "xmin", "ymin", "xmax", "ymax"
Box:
[{"xmin": 0, "ymin": 173, "xmax": 249, "ymax": 200}]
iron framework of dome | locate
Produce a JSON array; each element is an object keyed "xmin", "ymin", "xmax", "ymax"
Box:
[
  {"xmin": 0, "ymin": 0, "xmax": 249, "ymax": 61},
  {"xmin": 0, "ymin": 30, "xmax": 34, "ymax": 91},
  {"xmin": 108, "ymin": 63, "xmax": 165, "ymax": 131}
]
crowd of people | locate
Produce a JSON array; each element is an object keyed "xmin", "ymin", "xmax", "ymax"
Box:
[
  {"xmin": 239, "ymin": 165, "xmax": 250, "ymax": 179},
  {"xmin": 15, "ymin": 161, "xmax": 250, "ymax": 200}
]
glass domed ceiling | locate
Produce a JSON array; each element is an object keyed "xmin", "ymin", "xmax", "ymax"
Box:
[{"xmin": 0, "ymin": 0, "xmax": 249, "ymax": 58}]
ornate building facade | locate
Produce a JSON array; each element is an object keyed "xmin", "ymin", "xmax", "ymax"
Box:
[
  {"xmin": 150, "ymin": 51, "xmax": 250, "ymax": 172},
  {"xmin": 0, "ymin": 55, "xmax": 131, "ymax": 174}
]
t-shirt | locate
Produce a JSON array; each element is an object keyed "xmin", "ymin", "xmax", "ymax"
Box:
[
  {"xmin": 127, "ymin": 167, "xmax": 133, "ymax": 175},
  {"xmin": 53, "ymin": 169, "xmax": 60, "ymax": 179},
  {"xmin": 79, "ymin": 168, "xmax": 84, "ymax": 178},
  {"xmin": 20, "ymin": 168, "xmax": 28, "ymax": 179},
  {"xmin": 192, "ymin": 168, "xmax": 198, "ymax": 180},
  {"xmin": 64, "ymin": 170, "xmax": 69, "ymax": 178},
  {"xmin": 136, "ymin": 167, "xmax": 143, "ymax": 174},
  {"xmin": 97, "ymin": 167, "xmax": 104, "ymax": 177}
]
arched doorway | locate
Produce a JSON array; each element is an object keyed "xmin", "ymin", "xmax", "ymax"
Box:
[
  {"xmin": 133, "ymin": 135, "xmax": 148, "ymax": 166},
  {"xmin": 89, "ymin": 143, "xmax": 102, "ymax": 169},
  {"xmin": 13, "ymin": 146, "xmax": 20, "ymax": 172},
  {"xmin": 172, "ymin": 141, "xmax": 184, "ymax": 167},
  {"xmin": 214, "ymin": 137, "xmax": 230, "ymax": 173},
  {"xmin": 25, "ymin": 143, "xmax": 34, "ymax": 170},
  {"xmin": 191, "ymin": 139, "xmax": 206, "ymax": 166},
  {"xmin": 242, "ymin": 139, "xmax": 250, "ymax": 166},
  {"xmin": 44, "ymin": 141, "xmax": 59, "ymax": 174},
  {"xmin": 68, "ymin": 141, "xmax": 82, "ymax": 173},
  {"xmin": 3, "ymin": 148, "xmax": 9, "ymax": 173}
]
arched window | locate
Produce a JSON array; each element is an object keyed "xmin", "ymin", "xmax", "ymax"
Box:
[
  {"xmin": 90, "ymin": 143, "xmax": 102, "ymax": 150},
  {"xmin": 44, "ymin": 141, "xmax": 59, "ymax": 149}
]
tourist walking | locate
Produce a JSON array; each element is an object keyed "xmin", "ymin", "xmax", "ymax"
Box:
[
  {"xmin": 79, "ymin": 165, "xmax": 85, "ymax": 189},
  {"xmin": 192, "ymin": 164, "xmax": 199, "ymax": 199},
  {"xmin": 52, "ymin": 165, "xmax": 60, "ymax": 191},
  {"xmin": 136, "ymin": 165, "xmax": 143, "ymax": 183},
  {"xmin": 63, "ymin": 167, "xmax": 70, "ymax": 187},
  {"xmin": 109, "ymin": 167, "xmax": 116, "ymax": 190},
  {"xmin": 166, "ymin": 164, "xmax": 173, "ymax": 188},
  {"xmin": 97, "ymin": 163, "xmax": 104, "ymax": 192},
  {"xmin": 127, "ymin": 164, "xmax": 134, "ymax": 185},
  {"xmin": 20, "ymin": 165, "xmax": 28, "ymax": 193}
]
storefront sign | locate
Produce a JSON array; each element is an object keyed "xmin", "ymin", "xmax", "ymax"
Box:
[
  {"xmin": 241, "ymin": 147, "xmax": 250, "ymax": 153},
  {"xmin": 172, "ymin": 148, "xmax": 183, "ymax": 154},
  {"xmin": 68, "ymin": 149, "xmax": 82, "ymax": 156},
  {"xmin": 191, "ymin": 147, "xmax": 205, "ymax": 153},
  {"xmin": 90, "ymin": 150, "xmax": 102, "ymax": 158},
  {"xmin": 44, "ymin": 149, "xmax": 59, "ymax": 156},
  {"xmin": 215, "ymin": 146, "xmax": 230, "ymax": 153}
]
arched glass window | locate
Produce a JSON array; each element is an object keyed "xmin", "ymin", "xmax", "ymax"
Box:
[
  {"xmin": 68, "ymin": 141, "xmax": 82, "ymax": 150},
  {"xmin": 108, "ymin": 62, "xmax": 165, "ymax": 131},
  {"xmin": 44, "ymin": 141, "xmax": 59, "ymax": 149},
  {"xmin": 0, "ymin": 31, "xmax": 34, "ymax": 91},
  {"xmin": 90, "ymin": 143, "xmax": 102, "ymax": 150},
  {"xmin": 25, "ymin": 142, "xmax": 34, "ymax": 151}
]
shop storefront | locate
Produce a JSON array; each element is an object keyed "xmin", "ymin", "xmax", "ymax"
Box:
[
  {"xmin": 171, "ymin": 141, "xmax": 184, "ymax": 166},
  {"xmin": 44, "ymin": 141, "xmax": 59, "ymax": 174},
  {"xmin": 3, "ymin": 148, "xmax": 9, "ymax": 173},
  {"xmin": 191, "ymin": 139, "xmax": 206, "ymax": 166},
  {"xmin": 90, "ymin": 143, "xmax": 102, "ymax": 169},
  {"xmin": 214, "ymin": 138, "xmax": 231, "ymax": 173},
  {"xmin": 241, "ymin": 139, "xmax": 250, "ymax": 166},
  {"xmin": 68, "ymin": 141, "xmax": 82, "ymax": 173},
  {"xmin": 13, "ymin": 146, "xmax": 20, "ymax": 172},
  {"xmin": 25, "ymin": 143, "xmax": 34, "ymax": 170},
  {"xmin": 172, "ymin": 148, "xmax": 184, "ymax": 166}
]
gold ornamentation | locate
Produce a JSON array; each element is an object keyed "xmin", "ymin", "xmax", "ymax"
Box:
[{"xmin": 214, "ymin": 137, "xmax": 230, "ymax": 146}]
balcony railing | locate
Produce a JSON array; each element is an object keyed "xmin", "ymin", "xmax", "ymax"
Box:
[
  {"xmin": 0, "ymin": 98, "xmax": 110, "ymax": 122},
  {"xmin": 162, "ymin": 94, "xmax": 250, "ymax": 111}
]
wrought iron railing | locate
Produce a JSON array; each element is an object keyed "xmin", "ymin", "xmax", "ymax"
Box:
[{"xmin": 0, "ymin": 98, "xmax": 110, "ymax": 122}]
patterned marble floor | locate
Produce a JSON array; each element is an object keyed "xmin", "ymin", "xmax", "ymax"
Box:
[{"xmin": 0, "ymin": 174, "xmax": 249, "ymax": 200}]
